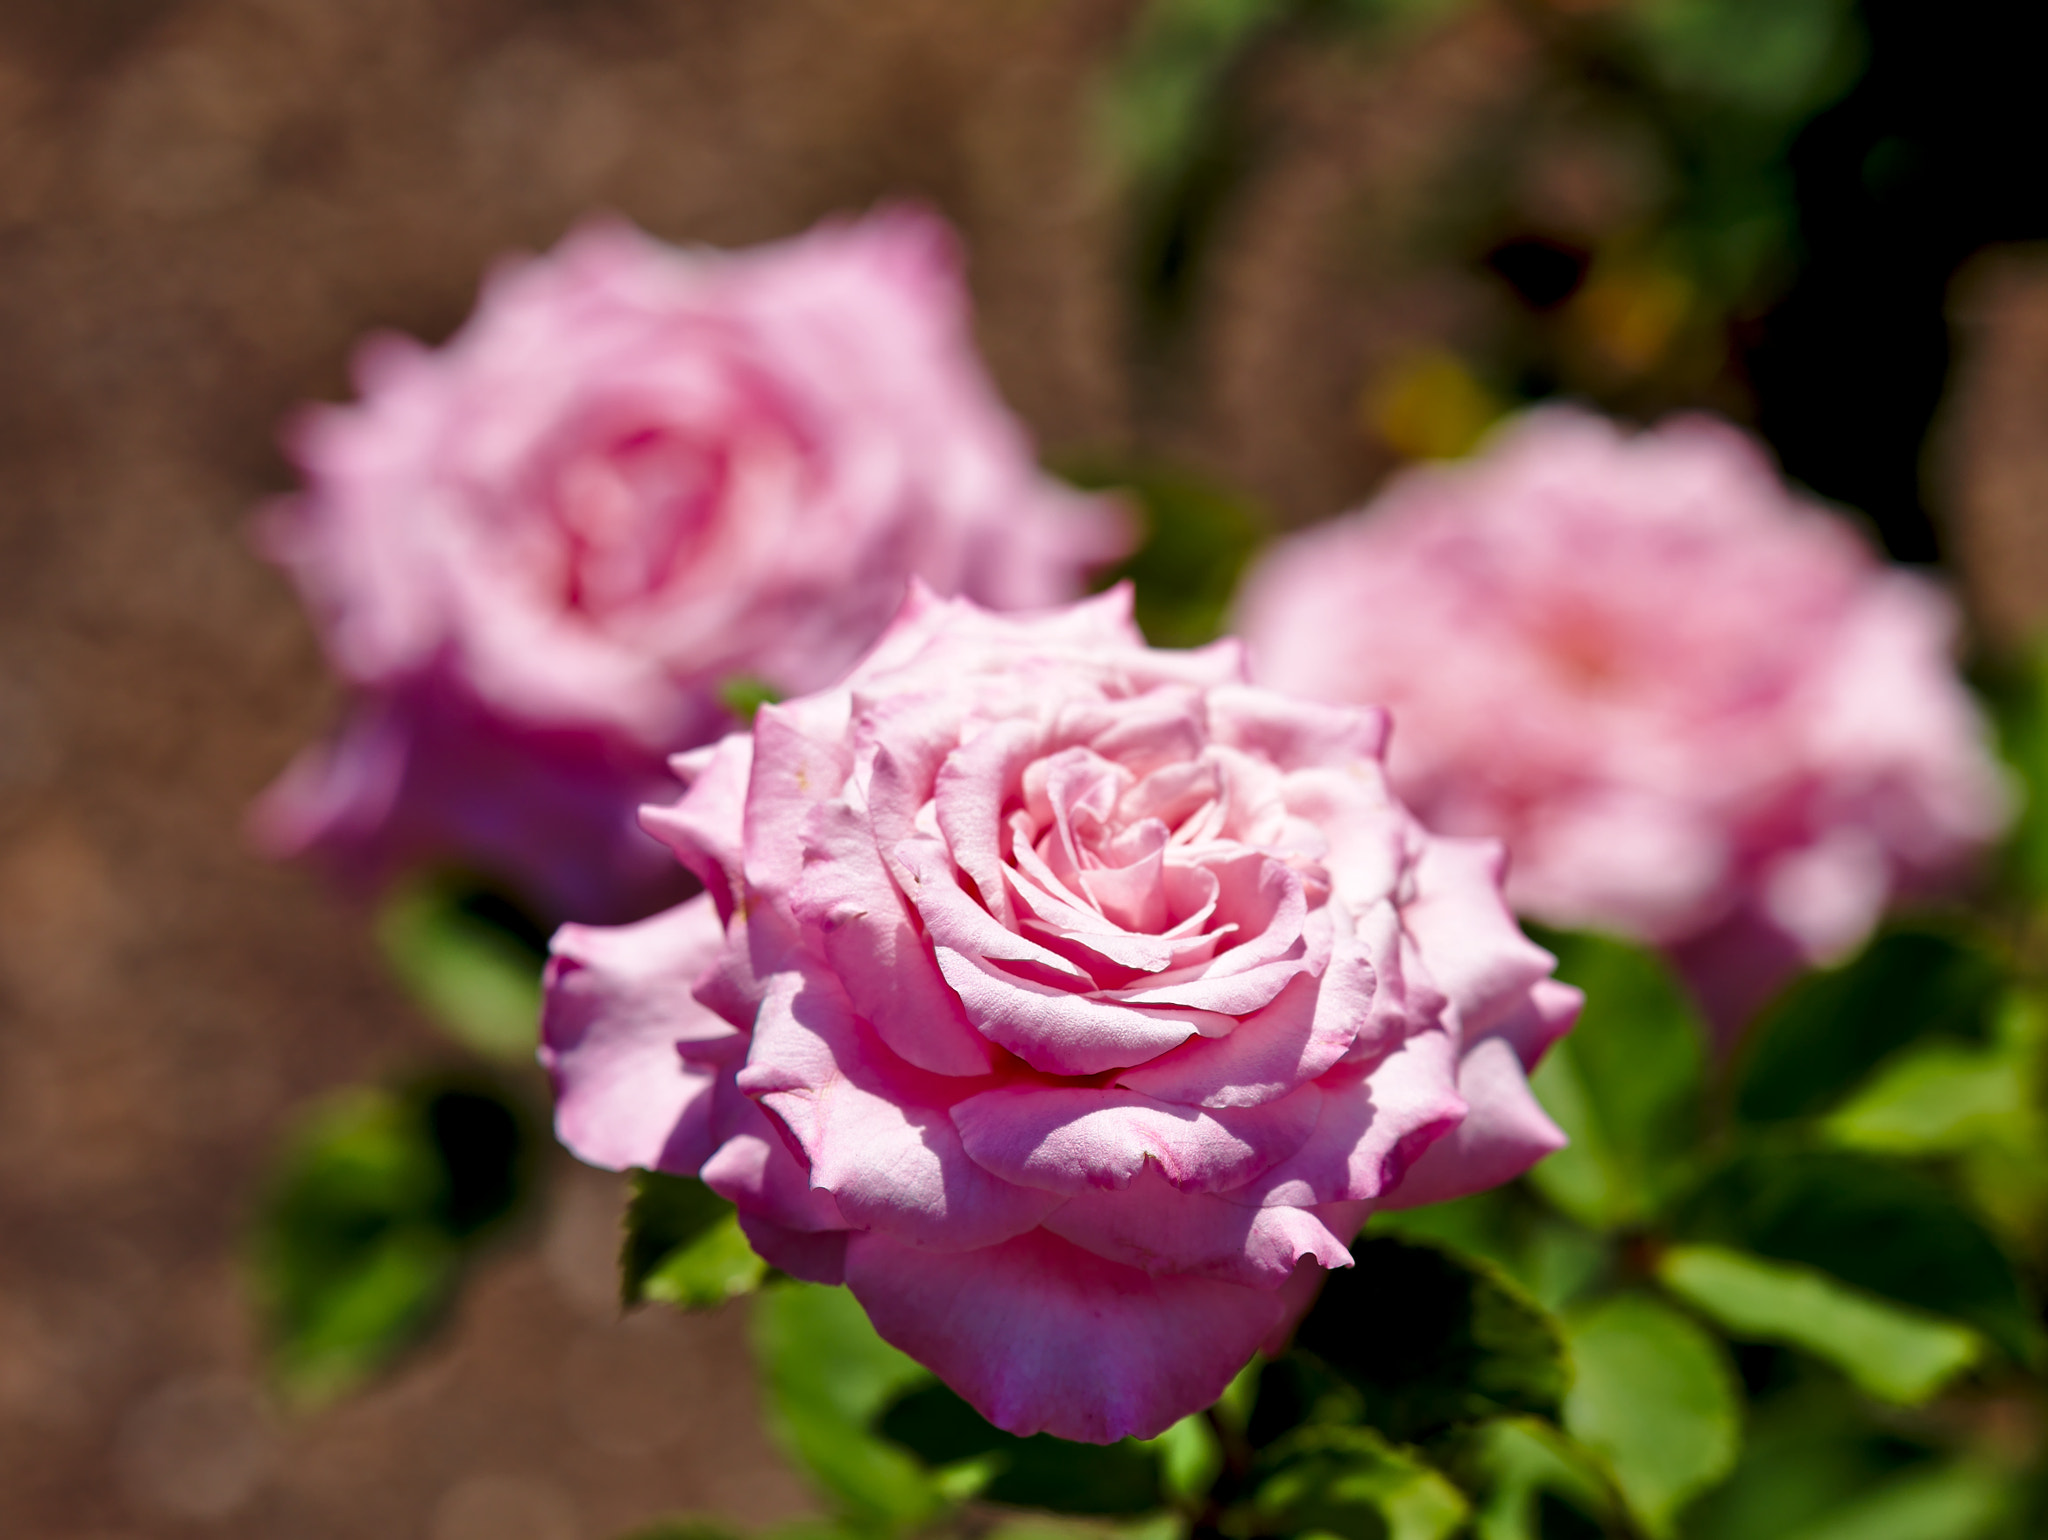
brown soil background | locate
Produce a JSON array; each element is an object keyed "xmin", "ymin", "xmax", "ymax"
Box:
[{"xmin": 0, "ymin": 3, "xmax": 2041, "ymax": 1538}]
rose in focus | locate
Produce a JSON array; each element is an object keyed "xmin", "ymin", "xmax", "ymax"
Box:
[
  {"xmin": 255, "ymin": 208, "xmax": 1128, "ymax": 922},
  {"xmin": 542, "ymin": 587, "xmax": 1579, "ymax": 1442},
  {"xmin": 1236, "ymin": 408, "xmax": 2010, "ymax": 1029}
]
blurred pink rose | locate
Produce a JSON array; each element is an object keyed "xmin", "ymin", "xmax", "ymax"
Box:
[
  {"xmin": 255, "ymin": 208, "xmax": 1129, "ymax": 922},
  {"xmin": 542, "ymin": 586, "xmax": 1579, "ymax": 1442},
  {"xmin": 1236, "ymin": 408, "xmax": 2010, "ymax": 1028}
]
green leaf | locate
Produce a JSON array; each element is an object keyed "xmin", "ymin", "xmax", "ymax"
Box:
[
  {"xmin": 1521, "ymin": 930, "xmax": 1705, "ymax": 1230},
  {"xmin": 1251, "ymin": 1424, "xmax": 1469, "ymax": 1540},
  {"xmin": 1060, "ymin": 462, "xmax": 1267, "ymax": 648},
  {"xmin": 1561, "ymin": 1294, "xmax": 1741, "ymax": 1537},
  {"xmin": 1292, "ymin": 1236, "xmax": 1569, "ymax": 1442},
  {"xmin": 1139, "ymin": 1414, "xmax": 1223, "ymax": 1506},
  {"xmin": 1775, "ymin": 1461, "xmax": 2016, "ymax": 1540},
  {"xmin": 1822, "ymin": 989, "xmax": 2044, "ymax": 1158},
  {"xmin": 717, "ymin": 675, "xmax": 784, "ymax": 725},
  {"xmin": 877, "ymin": 1380, "xmax": 1166, "ymax": 1516},
  {"xmin": 1673, "ymin": 1147, "xmax": 2042, "ymax": 1365},
  {"xmin": 376, "ymin": 874, "xmax": 549, "ymax": 1060},
  {"xmin": 1734, "ymin": 926, "xmax": 2006, "ymax": 1127},
  {"xmin": 1369, "ymin": 1191, "xmax": 1610, "ymax": 1314},
  {"xmin": 1656, "ymin": 1244, "xmax": 1984, "ymax": 1404},
  {"xmin": 750, "ymin": 1281, "xmax": 942, "ymax": 1530},
  {"xmin": 620, "ymin": 1171, "xmax": 767, "ymax": 1310},
  {"xmin": 1434, "ymin": 1416, "xmax": 1626, "ymax": 1540},
  {"xmin": 250, "ymin": 1077, "xmax": 532, "ymax": 1403},
  {"xmin": 1624, "ymin": 0, "xmax": 1866, "ymax": 118}
]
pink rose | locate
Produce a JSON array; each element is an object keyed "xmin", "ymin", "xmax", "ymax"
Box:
[
  {"xmin": 541, "ymin": 586, "xmax": 1579, "ymax": 1442},
  {"xmin": 255, "ymin": 208, "xmax": 1130, "ymax": 922},
  {"xmin": 1236, "ymin": 408, "xmax": 2011, "ymax": 1029}
]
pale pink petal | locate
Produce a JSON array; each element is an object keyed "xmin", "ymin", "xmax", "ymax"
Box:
[
  {"xmin": 643, "ymin": 734, "xmax": 754, "ymax": 921},
  {"xmin": 1405, "ymin": 834, "xmax": 1558, "ymax": 1033},
  {"xmin": 541, "ymin": 895, "xmax": 741, "ymax": 1172},
  {"xmin": 738, "ymin": 970, "xmax": 1061, "ymax": 1250},
  {"xmin": 1043, "ymin": 1165, "xmax": 1352, "ymax": 1288},
  {"xmin": 1115, "ymin": 956, "xmax": 1368, "ymax": 1109},
  {"xmin": 845, "ymin": 1228, "xmax": 1286, "ymax": 1443},
  {"xmin": 1245, "ymin": 1029, "xmax": 1466, "ymax": 1206},
  {"xmin": 795, "ymin": 804, "xmax": 997, "ymax": 1075},
  {"xmin": 951, "ymin": 1081, "xmax": 1321, "ymax": 1195},
  {"xmin": 1374, "ymin": 1035, "xmax": 1568, "ymax": 1208}
]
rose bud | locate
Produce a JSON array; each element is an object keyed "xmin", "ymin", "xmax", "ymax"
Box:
[
  {"xmin": 541, "ymin": 586, "xmax": 1579, "ymax": 1442},
  {"xmin": 1236, "ymin": 407, "xmax": 2011, "ymax": 1031},
  {"xmin": 254, "ymin": 208, "xmax": 1130, "ymax": 924}
]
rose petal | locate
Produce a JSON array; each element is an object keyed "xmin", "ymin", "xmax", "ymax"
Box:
[
  {"xmin": 738, "ymin": 969, "xmax": 1061, "ymax": 1250},
  {"xmin": 736, "ymin": 1213, "xmax": 850, "ymax": 1285},
  {"xmin": 1043, "ymin": 1165, "xmax": 1353, "ymax": 1288},
  {"xmin": 1244, "ymin": 1029, "xmax": 1466, "ymax": 1206},
  {"xmin": 796, "ymin": 805, "xmax": 997, "ymax": 1075},
  {"xmin": 845, "ymin": 1227, "xmax": 1286, "ymax": 1443},
  {"xmin": 542, "ymin": 895, "xmax": 742, "ymax": 1172},
  {"xmin": 952, "ymin": 1080, "xmax": 1321, "ymax": 1195},
  {"xmin": 643, "ymin": 734, "xmax": 753, "ymax": 920},
  {"xmin": 1114, "ymin": 955, "xmax": 1368, "ymax": 1109},
  {"xmin": 1373, "ymin": 1034, "xmax": 1569, "ymax": 1209},
  {"xmin": 1405, "ymin": 834, "xmax": 1558, "ymax": 1033}
]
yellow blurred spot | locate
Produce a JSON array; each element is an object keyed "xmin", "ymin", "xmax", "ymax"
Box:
[
  {"xmin": 1572, "ymin": 263, "xmax": 1693, "ymax": 376},
  {"xmin": 1363, "ymin": 350, "xmax": 1504, "ymax": 461}
]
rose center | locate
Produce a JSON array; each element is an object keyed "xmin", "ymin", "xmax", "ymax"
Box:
[{"xmin": 553, "ymin": 425, "xmax": 727, "ymax": 618}]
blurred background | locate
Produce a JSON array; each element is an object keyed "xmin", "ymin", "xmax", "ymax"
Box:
[{"xmin": 4, "ymin": 0, "xmax": 2048, "ymax": 1534}]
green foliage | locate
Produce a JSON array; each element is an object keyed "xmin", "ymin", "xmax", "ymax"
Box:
[
  {"xmin": 878, "ymin": 1381, "xmax": 1167, "ymax": 1516},
  {"xmin": 1435, "ymin": 1416, "xmax": 1625, "ymax": 1540},
  {"xmin": 1769, "ymin": 1461, "xmax": 2017, "ymax": 1540},
  {"xmin": 1063, "ymin": 461, "xmax": 1268, "ymax": 648},
  {"xmin": 620, "ymin": 1171, "xmax": 767, "ymax": 1310},
  {"xmin": 717, "ymin": 675, "xmax": 784, "ymax": 725},
  {"xmin": 250, "ymin": 1076, "xmax": 532, "ymax": 1403},
  {"xmin": 376, "ymin": 873, "xmax": 550, "ymax": 1061},
  {"xmin": 751, "ymin": 1281, "xmax": 944, "ymax": 1531},
  {"xmin": 1250, "ymin": 1423, "xmax": 1470, "ymax": 1540},
  {"xmin": 1673, "ymin": 1147, "xmax": 2041, "ymax": 1366},
  {"xmin": 1622, "ymin": 0, "xmax": 1866, "ymax": 118},
  {"xmin": 1522, "ymin": 930, "xmax": 1706, "ymax": 1230},
  {"xmin": 1655, "ymin": 1244, "xmax": 1984, "ymax": 1405},
  {"xmin": 1291, "ymin": 1235, "xmax": 1569, "ymax": 1442},
  {"xmin": 1561, "ymin": 1293, "xmax": 1741, "ymax": 1537},
  {"xmin": 1734, "ymin": 926, "xmax": 2005, "ymax": 1127}
]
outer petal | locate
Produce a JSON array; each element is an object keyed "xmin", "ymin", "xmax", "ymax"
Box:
[
  {"xmin": 845, "ymin": 1228, "xmax": 1286, "ymax": 1443},
  {"xmin": 643, "ymin": 734, "xmax": 755, "ymax": 921},
  {"xmin": 1374, "ymin": 1043, "xmax": 1569, "ymax": 1209},
  {"xmin": 1043, "ymin": 1165, "xmax": 1353, "ymax": 1288},
  {"xmin": 736, "ymin": 1212, "xmax": 850, "ymax": 1285},
  {"xmin": 797, "ymin": 805, "xmax": 997, "ymax": 1075},
  {"xmin": 541, "ymin": 895, "xmax": 741, "ymax": 1172},
  {"xmin": 738, "ymin": 970, "xmax": 1061, "ymax": 1250},
  {"xmin": 1114, "ymin": 956, "xmax": 1368, "ymax": 1109},
  {"xmin": 1244, "ymin": 1028, "xmax": 1466, "ymax": 1207},
  {"xmin": 951, "ymin": 1081, "xmax": 1321, "ymax": 1195},
  {"xmin": 1403, "ymin": 834, "xmax": 1557, "ymax": 1034}
]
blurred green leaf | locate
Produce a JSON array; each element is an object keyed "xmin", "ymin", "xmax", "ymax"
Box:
[
  {"xmin": 1982, "ymin": 647, "xmax": 2048, "ymax": 902},
  {"xmin": 1823, "ymin": 1040, "xmax": 2031, "ymax": 1156},
  {"xmin": 751, "ymin": 1281, "xmax": 941, "ymax": 1530},
  {"xmin": 1674, "ymin": 1147, "xmax": 2041, "ymax": 1366},
  {"xmin": 1292, "ymin": 1235, "xmax": 1569, "ymax": 1442},
  {"xmin": 1139, "ymin": 1413, "xmax": 1222, "ymax": 1506},
  {"xmin": 621, "ymin": 1171, "xmax": 767, "ymax": 1310},
  {"xmin": 1251, "ymin": 1424, "xmax": 1469, "ymax": 1540},
  {"xmin": 251, "ymin": 1077, "xmax": 531, "ymax": 1403},
  {"xmin": 717, "ymin": 675, "xmax": 784, "ymax": 725},
  {"xmin": 1775, "ymin": 1461, "xmax": 2016, "ymax": 1540},
  {"xmin": 877, "ymin": 1380, "xmax": 1167, "ymax": 1516},
  {"xmin": 1656, "ymin": 1244, "xmax": 1984, "ymax": 1404},
  {"xmin": 1522, "ymin": 930, "xmax": 1705, "ymax": 1230},
  {"xmin": 1623, "ymin": 0, "xmax": 1866, "ymax": 118},
  {"xmin": 1370, "ymin": 1189, "xmax": 1610, "ymax": 1314},
  {"xmin": 1734, "ymin": 926, "xmax": 2006, "ymax": 1128},
  {"xmin": 1562, "ymin": 1293, "xmax": 1741, "ymax": 1537},
  {"xmin": 377, "ymin": 874, "xmax": 549, "ymax": 1061},
  {"xmin": 1061, "ymin": 462, "xmax": 1267, "ymax": 648},
  {"xmin": 1681, "ymin": 1383, "xmax": 1934, "ymax": 1540},
  {"xmin": 1435, "ymin": 1415, "xmax": 1626, "ymax": 1540}
]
